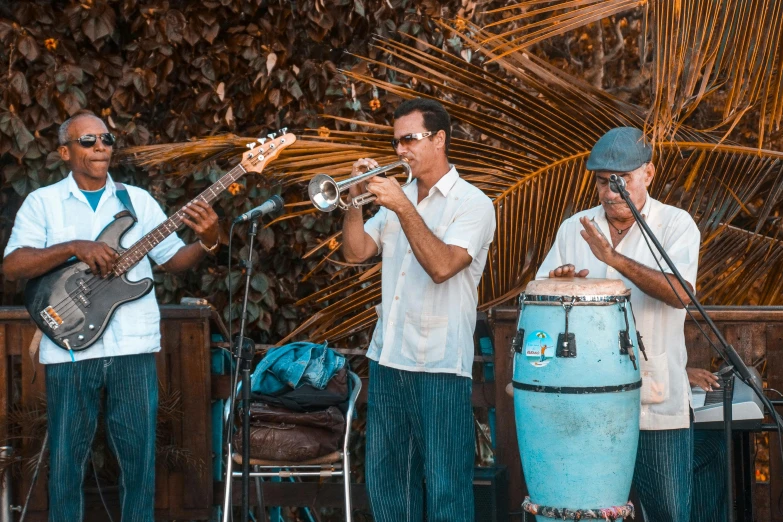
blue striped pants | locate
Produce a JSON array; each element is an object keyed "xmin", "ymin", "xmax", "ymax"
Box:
[
  {"xmin": 45, "ymin": 353, "xmax": 158, "ymax": 522},
  {"xmin": 365, "ymin": 360, "xmax": 474, "ymax": 522},
  {"xmin": 691, "ymin": 430, "xmax": 727, "ymax": 522},
  {"xmin": 632, "ymin": 424, "xmax": 694, "ymax": 522}
]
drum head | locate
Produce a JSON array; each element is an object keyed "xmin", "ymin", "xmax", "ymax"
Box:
[{"xmin": 524, "ymin": 277, "xmax": 630, "ymax": 297}]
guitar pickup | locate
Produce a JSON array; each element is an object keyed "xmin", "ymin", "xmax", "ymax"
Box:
[
  {"xmin": 76, "ymin": 294, "xmax": 91, "ymax": 308},
  {"xmin": 77, "ymin": 279, "xmax": 91, "ymax": 295},
  {"xmin": 41, "ymin": 306, "xmax": 63, "ymax": 329}
]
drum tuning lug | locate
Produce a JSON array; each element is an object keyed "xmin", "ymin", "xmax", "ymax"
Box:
[
  {"xmin": 618, "ymin": 331, "xmax": 634, "ymax": 356},
  {"xmin": 636, "ymin": 332, "xmax": 648, "ymax": 361},
  {"xmin": 556, "ymin": 333, "xmax": 577, "ymax": 358}
]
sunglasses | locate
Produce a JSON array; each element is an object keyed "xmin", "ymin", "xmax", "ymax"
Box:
[
  {"xmin": 63, "ymin": 133, "xmax": 117, "ymax": 148},
  {"xmin": 391, "ymin": 131, "xmax": 433, "ymax": 150}
]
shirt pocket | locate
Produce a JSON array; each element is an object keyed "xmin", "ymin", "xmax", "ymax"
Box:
[
  {"xmin": 46, "ymin": 226, "xmax": 76, "ymax": 247},
  {"xmin": 640, "ymin": 351, "xmax": 670, "ymax": 404},
  {"xmin": 381, "ymin": 219, "xmax": 401, "ymax": 258},
  {"xmin": 401, "ymin": 312, "xmax": 449, "ymax": 365}
]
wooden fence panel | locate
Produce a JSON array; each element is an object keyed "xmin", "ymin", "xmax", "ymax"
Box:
[{"xmin": 0, "ymin": 305, "xmax": 213, "ymax": 521}]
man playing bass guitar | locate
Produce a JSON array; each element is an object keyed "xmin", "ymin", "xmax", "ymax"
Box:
[{"xmin": 3, "ymin": 110, "xmax": 219, "ymax": 522}]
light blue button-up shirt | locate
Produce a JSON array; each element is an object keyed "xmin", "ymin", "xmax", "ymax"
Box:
[
  {"xmin": 363, "ymin": 167, "xmax": 496, "ymax": 378},
  {"xmin": 4, "ymin": 172, "xmax": 186, "ymax": 364}
]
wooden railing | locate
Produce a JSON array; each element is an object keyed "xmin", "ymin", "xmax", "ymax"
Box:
[
  {"xmin": 0, "ymin": 305, "xmax": 213, "ymax": 521},
  {"xmin": 4, "ymin": 305, "xmax": 782, "ymax": 520}
]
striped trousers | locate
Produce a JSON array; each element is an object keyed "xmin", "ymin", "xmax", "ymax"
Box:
[
  {"xmin": 632, "ymin": 424, "xmax": 694, "ymax": 522},
  {"xmin": 45, "ymin": 353, "xmax": 158, "ymax": 522},
  {"xmin": 691, "ymin": 430, "xmax": 727, "ymax": 522},
  {"xmin": 365, "ymin": 360, "xmax": 474, "ymax": 522}
]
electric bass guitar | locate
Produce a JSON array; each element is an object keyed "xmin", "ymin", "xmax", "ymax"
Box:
[{"xmin": 25, "ymin": 131, "xmax": 296, "ymax": 351}]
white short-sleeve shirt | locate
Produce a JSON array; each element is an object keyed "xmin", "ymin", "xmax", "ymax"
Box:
[
  {"xmin": 363, "ymin": 167, "xmax": 496, "ymax": 378},
  {"xmin": 536, "ymin": 196, "xmax": 700, "ymax": 430},
  {"xmin": 4, "ymin": 172, "xmax": 186, "ymax": 364}
]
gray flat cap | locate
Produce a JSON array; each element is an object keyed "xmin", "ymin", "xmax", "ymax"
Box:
[{"xmin": 585, "ymin": 127, "xmax": 652, "ymax": 172}]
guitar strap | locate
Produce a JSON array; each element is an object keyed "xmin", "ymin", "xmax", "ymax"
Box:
[{"xmin": 114, "ymin": 182, "xmax": 138, "ymax": 221}]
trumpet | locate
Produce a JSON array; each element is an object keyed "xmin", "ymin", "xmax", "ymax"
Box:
[{"xmin": 308, "ymin": 159, "xmax": 413, "ymax": 212}]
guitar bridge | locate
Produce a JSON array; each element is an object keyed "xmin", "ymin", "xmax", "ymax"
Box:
[{"xmin": 41, "ymin": 306, "xmax": 63, "ymax": 330}]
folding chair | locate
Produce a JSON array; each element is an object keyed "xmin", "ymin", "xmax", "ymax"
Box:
[{"xmin": 231, "ymin": 371, "xmax": 362, "ymax": 521}]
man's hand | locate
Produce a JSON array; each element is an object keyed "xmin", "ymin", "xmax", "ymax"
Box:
[
  {"xmin": 366, "ymin": 176, "xmax": 410, "ymax": 214},
  {"xmin": 181, "ymin": 200, "xmax": 219, "ymax": 247},
  {"xmin": 579, "ymin": 216, "xmax": 617, "ymax": 265},
  {"xmin": 71, "ymin": 240, "xmax": 119, "ymax": 278},
  {"xmin": 548, "ymin": 264, "xmax": 589, "ymax": 278},
  {"xmin": 687, "ymin": 367, "xmax": 720, "ymax": 392},
  {"xmin": 349, "ymin": 158, "xmax": 380, "ymax": 198}
]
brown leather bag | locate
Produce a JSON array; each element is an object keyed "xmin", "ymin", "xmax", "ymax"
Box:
[{"xmin": 234, "ymin": 404, "xmax": 346, "ymax": 462}]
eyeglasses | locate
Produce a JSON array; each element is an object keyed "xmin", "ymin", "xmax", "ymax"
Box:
[
  {"xmin": 63, "ymin": 133, "xmax": 116, "ymax": 148},
  {"xmin": 391, "ymin": 131, "xmax": 433, "ymax": 150}
]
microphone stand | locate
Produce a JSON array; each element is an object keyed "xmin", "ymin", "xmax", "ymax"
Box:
[
  {"xmin": 609, "ymin": 174, "xmax": 783, "ymax": 522},
  {"xmin": 221, "ymin": 219, "xmax": 261, "ymax": 522}
]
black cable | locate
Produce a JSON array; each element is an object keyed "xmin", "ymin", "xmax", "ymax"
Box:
[{"xmin": 223, "ymin": 221, "xmax": 240, "ymax": 522}]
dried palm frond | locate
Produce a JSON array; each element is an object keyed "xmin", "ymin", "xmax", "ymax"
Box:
[
  {"xmin": 698, "ymin": 225, "xmax": 783, "ymax": 306},
  {"xmin": 122, "ymin": 22, "xmax": 783, "ymax": 347},
  {"xmin": 648, "ymin": 0, "xmax": 783, "ymax": 146},
  {"xmin": 282, "ymin": 35, "xmax": 783, "ymax": 342},
  {"xmin": 479, "ymin": 0, "xmax": 783, "ymax": 145},
  {"xmin": 482, "ymin": 141, "xmax": 783, "ymax": 309},
  {"xmin": 480, "ymin": 0, "xmax": 643, "ymax": 60}
]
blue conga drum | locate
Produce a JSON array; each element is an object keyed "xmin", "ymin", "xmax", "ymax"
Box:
[{"xmin": 512, "ymin": 278, "xmax": 641, "ymax": 521}]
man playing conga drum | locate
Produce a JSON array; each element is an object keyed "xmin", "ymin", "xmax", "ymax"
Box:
[
  {"xmin": 536, "ymin": 127, "xmax": 700, "ymax": 522},
  {"xmin": 342, "ymin": 98, "xmax": 496, "ymax": 521}
]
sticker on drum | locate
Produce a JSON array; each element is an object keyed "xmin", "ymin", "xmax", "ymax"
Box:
[{"xmin": 524, "ymin": 330, "xmax": 555, "ymax": 367}]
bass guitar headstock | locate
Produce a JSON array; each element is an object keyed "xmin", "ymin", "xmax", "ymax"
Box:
[{"xmin": 240, "ymin": 128, "xmax": 296, "ymax": 174}]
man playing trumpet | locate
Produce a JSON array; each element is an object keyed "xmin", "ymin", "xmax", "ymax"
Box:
[{"xmin": 341, "ymin": 98, "xmax": 496, "ymax": 522}]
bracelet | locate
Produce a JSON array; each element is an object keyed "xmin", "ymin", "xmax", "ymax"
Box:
[{"xmin": 199, "ymin": 237, "xmax": 220, "ymax": 254}]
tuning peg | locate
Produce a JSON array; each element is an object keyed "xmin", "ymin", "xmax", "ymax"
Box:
[
  {"xmin": 279, "ymin": 127, "xmax": 288, "ymax": 134},
  {"xmin": 267, "ymin": 132, "xmax": 277, "ymax": 139},
  {"xmin": 246, "ymin": 142, "xmax": 256, "ymax": 149},
  {"xmin": 257, "ymin": 138, "xmax": 267, "ymax": 145}
]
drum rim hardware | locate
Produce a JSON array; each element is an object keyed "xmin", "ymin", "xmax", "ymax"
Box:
[
  {"xmin": 556, "ymin": 298, "xmax": 577, "ymax": 358},
  {"xmin": 521, "ymin": 496, "xmax": 635, "ymax": 520},
  {"xmin": 521, "ymin": 293, "xmax": 630, "ymax": 305},
  {"xmin": 512, "ymin": 379, "xmax": 643, "ymax": 394}
]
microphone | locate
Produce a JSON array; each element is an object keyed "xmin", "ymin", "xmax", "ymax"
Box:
[
  {"xmin": 609, "ymin": 174, "xmax": 626, "ymax": 194},
  {"xmin": 232, "ymin": 195, "xmax": 284, "ymax": 224}
]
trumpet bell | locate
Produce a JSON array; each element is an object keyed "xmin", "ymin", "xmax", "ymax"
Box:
[
  {"xmin": 307, "ymin": 159, "xmax": 412, "ymax": 212},
  {"xmin": 308, "ymin": 174, "xmax": 341, "ymax": 212}
]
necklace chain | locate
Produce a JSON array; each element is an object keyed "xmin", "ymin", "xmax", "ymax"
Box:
[{"xmin": 607, "ymin": 218, "xmax": 633, "ymax": 235}]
